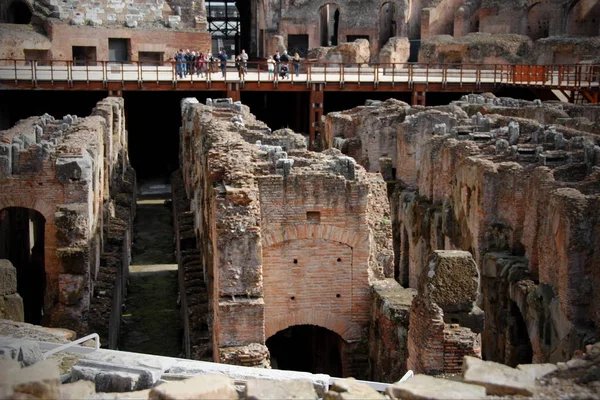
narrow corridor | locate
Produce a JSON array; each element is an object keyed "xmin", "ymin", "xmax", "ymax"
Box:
[{"xmin": 119, "ymin": 181, "xmax": 181, "ymax": 357}]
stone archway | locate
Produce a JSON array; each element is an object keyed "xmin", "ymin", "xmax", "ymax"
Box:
[
  {"xmin": 266, "ymin": 324, "xmax": 344, "ymax": 376},
  {"xmin": 527, "ymin": 1, "xmax": 551, "ymax": 40},
  {"xmin": 565, "ymin": 0, "xmax": 599, "ymax": 36},
  {"xmin": 0, "ymin": 207, "xmax": 46, "ymax": 324},
  {"xmin": 319, "ymin": 3, "xmax": 341, "ymax": 46}
]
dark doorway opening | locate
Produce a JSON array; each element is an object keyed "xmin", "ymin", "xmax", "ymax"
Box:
[
  {"xmin": 267, "ymin": 325, "xmax": 343, "ymax": 376},
  {"xmin": 0, "ymin": 207, "xmax": 45, "ymax": 324},
  {"xmin": 6, "ymin": 0, "xmax": 31, "ymax": 24},
  {"xmin": 507, "ymin": 301, "xmax": 533, "ymax": 367},
  {"xmin": 288, "ymin": 34, "xmax": 309, "ymax": 58},
  {"xmin": 320, "ymin": 4, "xmax": 340, "ymax": 46},
  {"xmin": 73, "ymin": 46, "xmax": 98, "ymax": 66},
  {"xmin": 109, "ymin": 38, "xmax": 130, "ymax": 62}
]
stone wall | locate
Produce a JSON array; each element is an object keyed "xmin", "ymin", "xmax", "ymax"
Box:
[
  {"xmin": 323, "ymin": 94, "xmax": 600, "ymax": 364},
  {"xmin": 32, "ymin": 0, "xmax": 206, "ymax": 29},
  {"xmin": 367, "ymin": 279, "xmax": 415, "ymax": 382},
  {"xmin": 177, "ymin": 97, "xmax": 393, "ymax": 376},
  {"xmin": 0, "ymin": 97, "xmax": 135, "ymax": 344},
  {"xmin": 0, "ymin": 260, "xmax": 24, "ymax": 322}
]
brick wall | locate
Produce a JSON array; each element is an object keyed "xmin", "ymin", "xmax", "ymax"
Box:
[
  {"xmin": 0, "ymin": 97, "xmax": 135, "ymax": 341},
  {"xmin": 46, "ymin": 21, "xmax": 211, "ymax": 62},
  {"xmin": 178, "ymin": 99, "xmax": 392, "ymax": 376},
  {"xmin": 443, "ymin": 324, "xmax": 481, "ymax": 373}
]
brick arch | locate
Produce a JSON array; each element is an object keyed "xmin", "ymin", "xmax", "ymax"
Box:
[
  {"xmin": 265, "ymin": 310, "xmax": 362, "ymax": 342},
  {"xmin": 262, "ymin": 225, "xmax": 360, "ymax": 249},
  {"xmin": 0, "ymin": 196, "xmax": 54, "ymax": 223}
]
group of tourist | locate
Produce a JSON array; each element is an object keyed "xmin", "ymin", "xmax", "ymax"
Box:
[
  {"xmin": 173, "ymin": 48, "xmax": 219, "ymax": 79},
  {"xmin": 173, "ymin": 48, "xmax": 302, "ymax": 81},
  {"xmin": 267, "ymin": 50, "xmax": 301, "ymax": 81}
]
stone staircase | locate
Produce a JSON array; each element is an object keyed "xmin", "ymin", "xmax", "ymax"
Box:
[{"xmin": 171, "ymin": 171, "xmax": 212, "ymax": 361}]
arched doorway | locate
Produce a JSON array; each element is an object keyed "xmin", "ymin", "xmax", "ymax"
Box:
[
  {"xmin": 527, "ymin": 2, "xmax": 551, "ymax": 40},
  {"xmin": 5, "ymin": 0, "xmax": 32, "ymax": 24},
  {"xmin": 0, "ymin": 207, "xmax": 45, "ymax": 324},
  {"xmin": 565, "ymin": 0, "xmax": 599, "ymax": 36},
  {"xmin": 379, "ymin": 2, "xmax": 396, "ymax": 50},
  {"xmin": 266, "ymin": 325, "xmax": 343, "ymax": 376},
  {"xmin": 320, "ymin": 4, "xmax": 340, "ymax": 46}
]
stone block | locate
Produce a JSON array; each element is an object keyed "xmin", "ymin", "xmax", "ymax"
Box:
[
  {"xmin": 0, "ymin": 338, "xmax": 43, "ymax": 366},
  {"xmin": 60, "ymin": 380, "xmax": 96, "ymax": 400},
  {"xmin": 420, "ymin": 250, "xmax": 478, "ymax": 312},
  {"xmin": 387, "ymin": 374, "xmax": 486, "ymax": 400},
  {"xmin": 148, "ymin": 374, "xmax": 238, "ymax": 400},
  {"xmin": 246, "ymin": 379, "xmax": 318, "ymax": 399},
  {"xmin": 5, "ymin": 359, "xmax": 60, "ymax": 399},
  {"xmin": 0, "ymin": 293, "xmax": 25, "ymax": 322},
  {"xmin": 0, "ymin": 259, "xmax": 18, "ymax": 295},
  {"xmin": 55, "ymin": 154, "xmax": 92, "ymax": 184},
  {"xmin": 71, "ymin": 359, "xmax": 158, "ymax": 392},
  {"xmin": 0, "ymin": 143, "xmax": 11, "ymax": 177},
  {"xmin": 56, "ymin": 248, "xmax": 88, "ymax": 275},
  {"xmin": 58, "ymin": 274, "xmax": 85, "ymax": 305},
  {"xmin": 0, "ymin": 360, "xmax": 21, "ymax": 398},
  {"xmin": 462, "ymin": 356, "xmax": 536, "ymax": 396},
  {"xmin": 325, "ymin": 378, "xmax": 385, "ymax": 400}
]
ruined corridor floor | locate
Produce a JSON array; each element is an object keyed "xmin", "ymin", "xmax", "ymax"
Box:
[{"xmin": 119, "ymin": 189, "xmax": 181, "ymax": 357}]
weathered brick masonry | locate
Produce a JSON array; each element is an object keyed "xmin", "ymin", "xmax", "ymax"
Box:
[
  {"xmin": 177, "ymin": 98, "xmax": 394, "ymax": 377},
  {"xmin": 0, "ymin": 97, "xmax": 135, "ymax": 345},
  {"xmin": 324, "ymin": 95, "xmax": 600, "ymax": 367}
]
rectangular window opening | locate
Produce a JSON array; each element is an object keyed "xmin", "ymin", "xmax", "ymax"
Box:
[{"xmin": 307, "ymin": 211, "xmax": 321, "ymax": 223}]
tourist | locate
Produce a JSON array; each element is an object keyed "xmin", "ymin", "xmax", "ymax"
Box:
[
  {"xmin": 280, "ymin": 50, "xmax": 290, "ymax": 79},
  {"xmin": 236, "ymin": 55, "xmax": 246, "ymax": 83},
  {"xmin": 196, "ymin": 53, "xmax": 206, "ymax": 78},
  {"xmin": 273, "ymin": 51, "xmax": 281, "ymax": 76},
  {"xmin": 267, "ymin": 56, "xmax": 275, "ymax": 81},
  {"xmin": 218, "ymin": 50, "xmax": 228, "ymax": 78},
  {"xmin": 175, "ymin": 49, "xmax": 185, "ymax": 78},
  {"xmin": 183, "ymin": 48, "xmax": 191, "ymax": 77},
  {"xmin": 292, "ymin": 53, "xmax": 301, "ymax": 77},
  {"xmin": 240, "ymin": 49, "xmax": 249, "ymax": 74}
]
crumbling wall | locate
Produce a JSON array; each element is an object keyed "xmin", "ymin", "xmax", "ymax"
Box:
[
  {"xmin": 0, "ymin": 97, "xmax": 135, "ymax": 345},
  {"xmin": 178, "ymin": 97, "xmax": 393, "ymax": 377},
  {"xmin": 324, "ymin": 93, "xmax": 600, "ymax": 365},
  {"xmin": 368, "ymin": 279, "xmax": 416, "ymax": 382},
  {"xmin": 407, "ymin": 251, "xmax": 482, "ymax": 375}
]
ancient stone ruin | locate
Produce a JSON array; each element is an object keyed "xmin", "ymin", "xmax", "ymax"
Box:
[
  {"xmin": 324, "ymin": 94, "xmax": 600, "ymax": 370},
  {"xmin": 0, "ymin": 97, "xmax": 135, "ymax": 347},
  {"xmin": 1, "ymin": 95, "xmax": 600, "ymax": 399}
]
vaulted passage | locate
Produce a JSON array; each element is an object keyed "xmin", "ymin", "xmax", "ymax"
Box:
[
  {"xmin": 0, "ymin": 207, "xmax": 45, "ymax": 324},
  {"xmin": 266, "ymin": 325, "xmax": 343, "ymax": 376}
]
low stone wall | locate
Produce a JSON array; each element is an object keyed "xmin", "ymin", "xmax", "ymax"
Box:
[
  {"xmin": 368, "ymin": 279, "xmax": 415, "ymax": 382},
  {"xmin": 0, "ymin": 260, "xmax": 24, "ymax": 322}
]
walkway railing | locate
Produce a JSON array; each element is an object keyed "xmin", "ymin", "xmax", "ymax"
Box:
[{"xmin": 0, "ymin": 59, "xmax": 598, "ymax": 90}]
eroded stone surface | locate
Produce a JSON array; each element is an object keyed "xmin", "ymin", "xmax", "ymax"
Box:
[
  {"xmin": 148, "ymin": 374, "xmax": 238, "ymax": 400},
  {"xmin": 387, "ymin": 374, "xmax": 486, "ymax": 400},
  {"xmin": 246, "ymin": 379, "xmax": 317, "ymax": 400}
]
